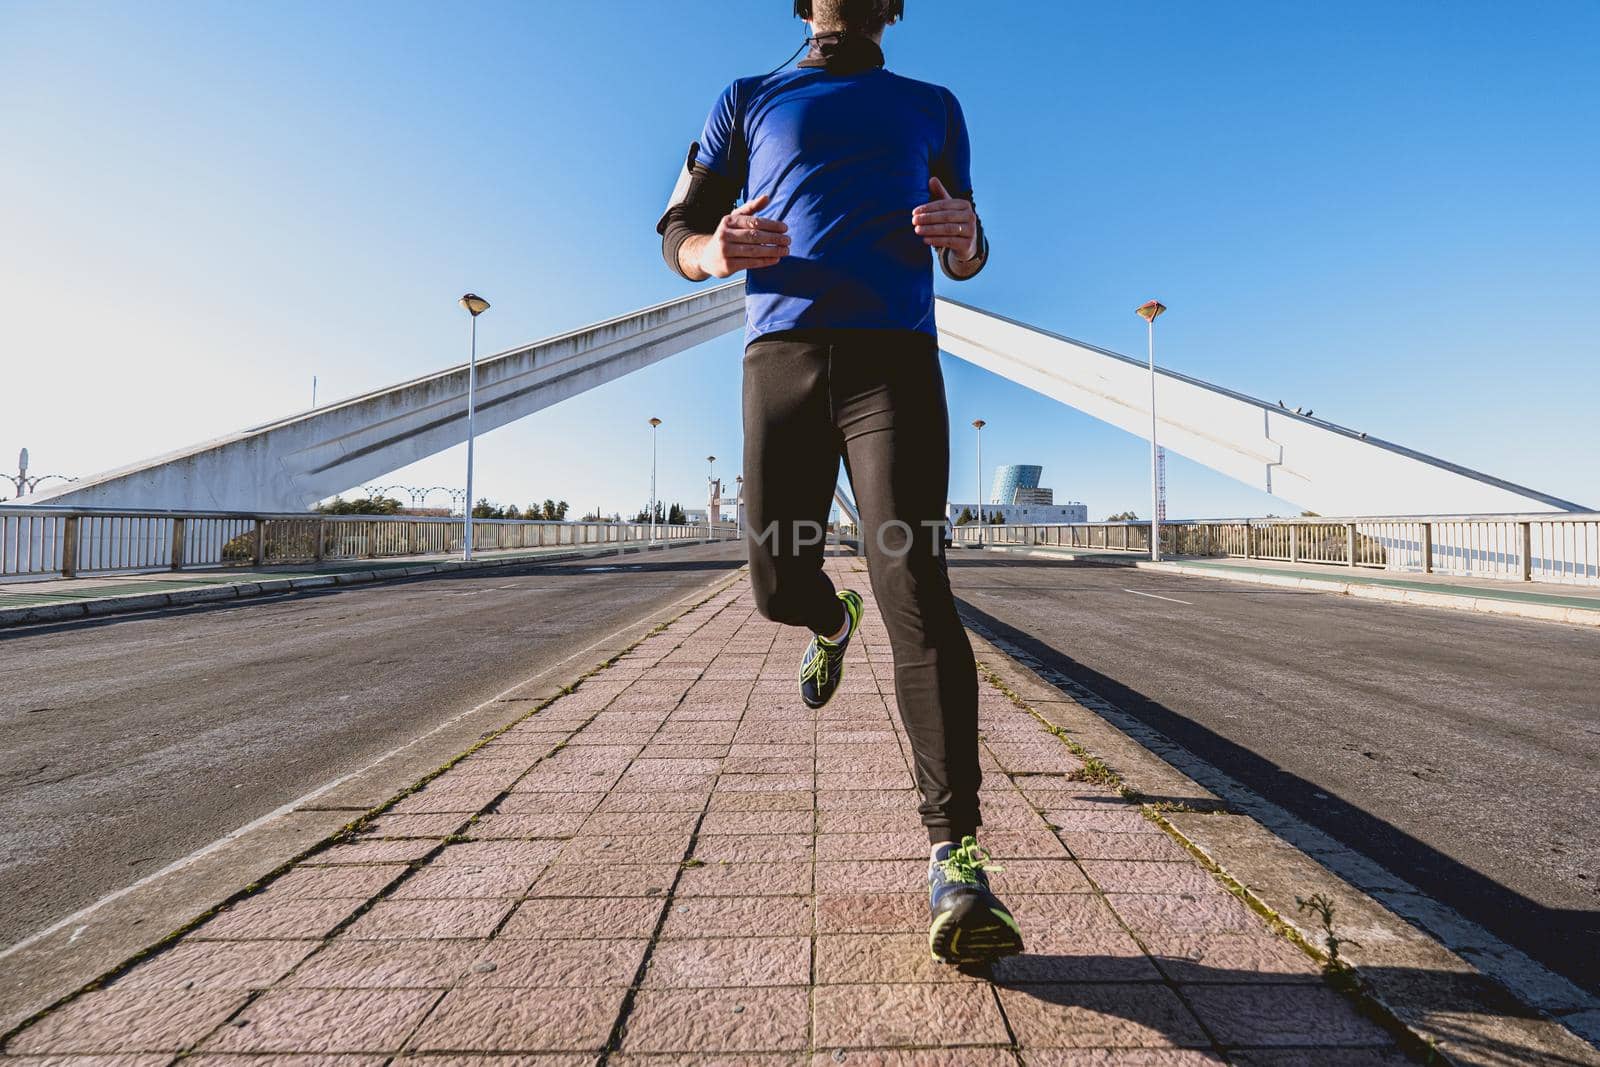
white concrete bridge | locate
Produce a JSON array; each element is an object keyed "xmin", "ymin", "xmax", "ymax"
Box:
[{"xmin": 20, "ymin": 282, "xmax": 1587, "ymax": 516}]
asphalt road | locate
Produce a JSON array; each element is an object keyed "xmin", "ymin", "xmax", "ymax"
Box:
[
  {"xmin": 0, "ymin": 542, "xmax": 745, "ymax": 949},
  {"xmin": 947, "ymin": 555, "xmax": 1600, "ymax": 996}
]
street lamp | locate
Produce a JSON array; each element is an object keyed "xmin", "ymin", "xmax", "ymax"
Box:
[
  {"xmin": 735, "ymin": 474, "xmax": 744, "ymax": 539},
  {"xmin": 649, "ymin": 418, "xmax": 662, "ymax": 543},
  {"xmin": 1136, "ymin": 300, "xmax": 1166, "ymax": 561},
  {"xmin": 707, "ymin": 455, "xmax": 716, "ymax": 537},
  {"xmin": 459, "ymin": 293, "xmax": 490, "ymax": 560},
  {"xmin": 971, "ymin": 419, "xmax": 986, "ymax": 546}
]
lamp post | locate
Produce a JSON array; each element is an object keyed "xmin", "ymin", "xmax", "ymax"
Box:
[
  {"xmin": 649, "ymin": 418, "xmax": 662, "ymax": 543},
  {"xmin": 735, "ymin": 474, "xmax": 744, "ymax": 539},
  {"xmin": 459, "ymin": 293, "xmax": 490, "ymax": 560},
  {"xmin": 706, "ymin": 455, "xmax": 716, "ymax": 537},
  {"xmin": 1136, "ymin": 300, "xmax": 1166, "ymax": 561},
  {"xmin": 971, "ymin": 419, "xmax": 986, "ymax": 546}
]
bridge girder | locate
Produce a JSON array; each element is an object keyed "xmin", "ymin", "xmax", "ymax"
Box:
[{"xmin": 23, "ymin": 281, "xmax": 1583, "ymax": 515}]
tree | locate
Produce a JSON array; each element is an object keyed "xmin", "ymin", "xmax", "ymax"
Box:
[
  {"xmin": 318, "ymin": 495, "xmax": 402, "ymax": 515},
  {"xmin": 990, "ymin": 511, "xmax": 1004, "ymax": 524},
  {"xmin": 471, "ymin": 498, "xmax": 505, "ymax": 519},
  {"xmin": 668, "ymin": 502, "xmax": 687, "ymax": 525},
  {"xmin": 1106, "ymin": 510, "xmax": 1139, "ymax": 521},
  {"xmin": 504, "ymin": 504, "xmax": 522, "ymax": 520},
  {"xmin": 955, "ymin": 507, "xmax": 974, "ymax": 526}
]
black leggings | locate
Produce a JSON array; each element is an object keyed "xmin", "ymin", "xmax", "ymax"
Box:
[{"xmin": 742, "ymin": 328, "xmax": 981, "ymax": 844}]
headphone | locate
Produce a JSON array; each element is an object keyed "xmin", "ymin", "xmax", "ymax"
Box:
[{"xmin": 792, "ymin": 0, "xmax": 905, "ymax": 22}]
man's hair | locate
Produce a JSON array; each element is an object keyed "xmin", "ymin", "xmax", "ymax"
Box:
[{"xmin": 808, "ymin": 0, "xmax": 895, "ymax": 34}]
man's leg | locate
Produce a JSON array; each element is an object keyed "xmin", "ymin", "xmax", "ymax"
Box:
[
  {"xmin": 742, "ymin": 332, "xmax": 847, "ymax": 635},
  {"xmin": 833, "ymin": 330, "xmax": 1021, "ymax": 965},
  {"xmin": 831, "ymin": 331, "xmax": 980, "ymax": 844}
]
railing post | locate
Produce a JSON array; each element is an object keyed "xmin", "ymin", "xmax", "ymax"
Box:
[
  {"xmin": 1346, "ymin": 523, "xmax": 1357, "ymax": 567},
  {"xmin": 1421, "ymin": 522, "xmax": 1432, "ymax": 574},
  {"xmin": 314, "ymin": 520, "xmax": 326, "ymax": 561},
  {"xmin": 170, "ymin": 517, "xmax": 187, "ymax": 571},
  {"xmin": 1244, "ymin": 525, "xmax": 1253, "ymax": 559},
  {"xmin": 61, "ymin": 515, "xmax": 81, "ymax": 578},
  {"xmin": 1520, "ymin": 521, "xmax": 1533, "ymax": 581},
  {"xmin": 1289, "ymin": 524, "xmax": 1299, "ymax": 564},
  {"xmin": 366, "ymin": 522, "xmax": 378, "ymax": 559},
  {"xmin": 251, "ymin": 520, "xmax": 265, "ymax": 567}
]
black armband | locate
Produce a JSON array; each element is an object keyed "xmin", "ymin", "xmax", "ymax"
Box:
[{"xmin": 656, "ymin": 142, "xmax": 741, "ymax": 281}]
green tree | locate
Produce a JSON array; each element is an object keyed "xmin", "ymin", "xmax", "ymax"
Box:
[
  {"xmin": 954, "ymin": 507, "xmax": 974, "ymax": 525},
  {"xmin": 668, "ymin": 502, "xmax": 686, "ymax": 524},
  {"xmin": 1106, "ymin": 510, "xmax": 1139, "ymax": 521},
  {"xmin": 318, "ymin": 495, "xmax": 402, "ymax": 515},
  {"xmin": 504, "ymin": 504, "xmax": 522, "ymax": 519},
  {"xmin": 471, "ymin": 498, "xmax": 506, "ymax": 519}
]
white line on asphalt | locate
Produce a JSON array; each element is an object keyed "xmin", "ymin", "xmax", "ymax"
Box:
[
  {"xmin": 0, "ymin": 565, "xmax": 745, "ymax": 962},
  {"xmin": 1123, "ymin": 588, "xmax": 1193, "ymax": 605}
]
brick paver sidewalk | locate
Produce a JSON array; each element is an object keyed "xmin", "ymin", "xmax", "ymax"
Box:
[{"xmin": 3, "ymin": 558, "xmax": 1414, "ymax": 1065}]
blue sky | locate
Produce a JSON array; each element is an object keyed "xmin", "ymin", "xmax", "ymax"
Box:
[{"xmin": 3, "ymin": 1, "xmax": 1596, "ymax": 517}]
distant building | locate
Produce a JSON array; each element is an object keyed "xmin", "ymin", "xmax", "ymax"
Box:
[{"xmin": 952, "ymin": 463, "xmax": 1086, "ymax": 525}]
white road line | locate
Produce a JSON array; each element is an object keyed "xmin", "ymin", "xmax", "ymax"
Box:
[
  {"xmin": 0, "ymin": 565, "xmax": 744, "ymax": 961},
  {"xmin": 1123, "ymin": 588, "xmax": 1193, "ymax": 605}
]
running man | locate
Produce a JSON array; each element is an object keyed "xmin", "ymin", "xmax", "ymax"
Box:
[{"xmin": 656, "ymin": 0, "xmax": 1021, "ymax": 964}]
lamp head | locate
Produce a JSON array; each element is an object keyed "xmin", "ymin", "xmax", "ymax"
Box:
[
  {"xmin": 972, "ymin": 419, "xmax": 986, "ymax": 430},
  {"xmin": 459, "ymin": 293, "xmax": 491, "ymax": 316},
  {"xmin": 1135, "ymin": 300, "xmax": 1166, "ymax": 323},
  {"xmin": 649, "ymin": 417, "xmax": 662, "ymax": 428}
]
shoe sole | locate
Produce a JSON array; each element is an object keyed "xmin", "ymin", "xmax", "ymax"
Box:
[{"xmin": 929, "ymin": 900, "xmax": 1024, "ymax": 965}]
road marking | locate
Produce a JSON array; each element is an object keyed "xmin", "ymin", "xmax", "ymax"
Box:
[
  {"xmin": 0, "ymin": 565, "xmax": 745, "ymax": 962},
  {"xmin": 1123, "ymin": 588, "xmax": 1192, "ymax": 605}
]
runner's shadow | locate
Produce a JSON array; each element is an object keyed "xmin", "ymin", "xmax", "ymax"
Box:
[{"xmin": 981, "ymin": 956, "xmax": 1589, "ymax": 1064}]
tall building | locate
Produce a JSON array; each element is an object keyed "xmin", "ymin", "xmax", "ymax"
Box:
[
  {"xmin": 953, "ymin": 463, "xmax": 1086, "ymax": 526},
  {"xmin": 990, "ymin": 464, "xmax": 1043, "ymax": 505}
]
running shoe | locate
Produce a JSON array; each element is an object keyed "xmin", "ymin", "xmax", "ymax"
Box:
[
  {"xmin": 798, "ymin": 588, "xmax": 862, "ymax": 709},
  {"xmin": 927, "ymin": 835, "xmax": 1024, "ymax": 965}
]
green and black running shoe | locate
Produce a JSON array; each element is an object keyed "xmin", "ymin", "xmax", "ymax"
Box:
[
  {"xmin": 928, "ymin": 836, "xmax": 1024, "ymax": 965},
  {"xmin": 798, "ymin": 589, "xmax": 863, "ymax": 710}
]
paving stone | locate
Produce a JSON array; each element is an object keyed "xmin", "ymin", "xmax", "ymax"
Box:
[
  {"xmin": 661, "ymin": 895, "xmax": 814, "ymax": 939},
  {"xmin": 559, "ymin": 833, "xmax": 694, "ymax": 864},
  {"xmin": 200, "ymin": 988, "xmax": 439, "ymax": 1053},
  {"xmin": 814, "ymin": 860, "xmax": 926, "ymax": 893},
  {"xmin": 1054, "ymin": 831, "xmax": 1195, "ymax": 861},
  {"xmin": 621, "ymin": 987, "xmax": 810, "ymax": 1053},
  {"xmin": 812, "ymin": 1051, "xmax": 1018, "ymax": 1066},
  {"xmin": 280, "ymin": 938, "xmax": 478, "ymax": 989},
  {"xmin": 596, "ymin": 790, "xmax": 712, "ymax": 813},
  {"xmin": 997, "ymin": 983, "xmax": 1210, "ymax": 1048},
  {"xmin": 529, "ymin": 862, "xmax": 679, "ymax": 898},
  {"xmin": 1180, "ymin": 983, "xmax": 1395, "ymax": 1047},
  {"xmin": 815, "ymin": 931, "xmax": 988, "ymax": 984},
  {"xmin": 309, "ymin": 839, "xmax": 441, "ymax": 865},
  {"xmin": 676, "ymin": 860, "xmax": 813, "ymax": 896},
  {"xmin": 707, "ymin": 790, "xmax": 814, "ymax": 812},
  {"xmin": 343, "ymin": 898, "xmax": 512, "ymax": 940},
  {"xmin": 691, "ymin": 833, "xmax": 815, "ymax": 862},
  {"xmin": 643, "ymin": 935, "xmax": 811, "ymax": 987},
  {"xmin": 1104, "ymin": 893, "xmax": 1263, "ymax": 933},
  {"xmin": 361, "ymin": 812, "xmax": 473, "ymax": 838},
  {"xmin": 499, "ymin": 896, "xmax": 666, "ymax": 939},
  {"xmin": 815, "ymin": 893, "xmax": 925, "ymax": 933},
  {"xmin": 1139, "ymin": 931, "xmax": 1325, "ymax": 984},
  {"xmin": 1021, "ymin": 1051, "xmax": 1228, "ymax": 1065},
  {"xmin": 579, "ymin": 811, "xmax": 702, "ymax": 836},
  {"xmin": 992, "ymin": 920, "xmax": 1160, "ymax": 984},
  {"xmin": 496, "ymin": 791, "xmax": 608, "ymax": 814},
  {"xmin": 436, "ymin": 839, "xmax": 565, "ymax": 867},
  {"xmin": 7, "ymin": 989, "xmax": 251, "ymax": 1054},
  {"xmin": 389, "ymin": 861, "xmax": 545, "ymax": 899},
  {"xmin": 408, "ymin": 987, "xmax": 623, "ymax": 1052},
  {"xmin": 698, "ymin": 809, "xmax": 815, "ymax": 835},
  {"xmin": 392, "ymin": 1055, "xmax": 596, "ymax": 1066},
  {"xmin": 458, "ymin": 937, "xmax": 648, "ymax": 987},
  {"xmin": 112, "ymin": 940, "xmax": 320, "ymax": 990},
  {"xmin": 265, "ymin": 864, "xmax": 411, "ymax": 900},
  {"xmin": 812, "ymin": 983, "xmax": 1009, "ymax": 1049},
  {"xmin": 467, "ymin": 812, "xmax": 589, "ymax": 838},
  {"xmin": 192, "ymin": 897, "xmax": 361, "ymax": 941},
  {"xmin": 1080, "ymin": 861, "xmax": 1231, "ymax": 897}
]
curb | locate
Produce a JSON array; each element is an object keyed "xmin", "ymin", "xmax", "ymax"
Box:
[
  {"xmin": 0, "ymin": 538, "xmax": 724, "ymax": 630},
  {"xmin": 964, "ymin": 623, "xmax": 1600, "ymax": 1066},
  {"xmin": 977, "ymin": 545, "xmax": 1600, "ymax": 628}
]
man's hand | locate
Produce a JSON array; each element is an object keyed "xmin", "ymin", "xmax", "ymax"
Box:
[
  {"xmin": 913, "ymin": 177, "xmax": 979, "ymax": 262},
  {"xmin": 682, "ymin": 194, "xmax": 790, "ymax": 280}
]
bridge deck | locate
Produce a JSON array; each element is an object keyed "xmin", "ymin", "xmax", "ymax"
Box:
[{"xmin": 4, "ymin": 557, "xmax": 1410, "ymax": 1062}]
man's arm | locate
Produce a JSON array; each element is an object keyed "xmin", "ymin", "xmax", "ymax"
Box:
[
  {"xmin": 914, "ymin": 176, "xmax": 988, "ymax": 281},
  {"xmin": 658, "ymin": 159, "xmax": 789, "ymax": 281}
]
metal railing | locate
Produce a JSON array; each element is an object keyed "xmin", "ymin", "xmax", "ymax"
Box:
[
  {"xmin": 951, "ymin": 513, "xmax": 1600, "ymax": 587},
  {"xmin": 0, "ymin": 506, "xmax": 727, "ymax": 581}
]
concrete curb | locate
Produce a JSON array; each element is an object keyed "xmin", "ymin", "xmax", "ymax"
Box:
[
  {"xmin": 978, "ymin": 545, "xmax": 1600, "ymax": 628},
  {"xmin": 0, "ymin": 538, "xmax": 722, "ymax": 630},
  {"xmin": 965, "ymin": 625, "xmax": 1600, "ymax": 1066},
  {"xmin": 0, "ymin": 562, "xmax": 751, "ymax": 1038}
]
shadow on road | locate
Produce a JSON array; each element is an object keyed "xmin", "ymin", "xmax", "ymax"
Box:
[{"xmin": 952, "ymin": 597, "xmax": 1600, "ymax": 1001}]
